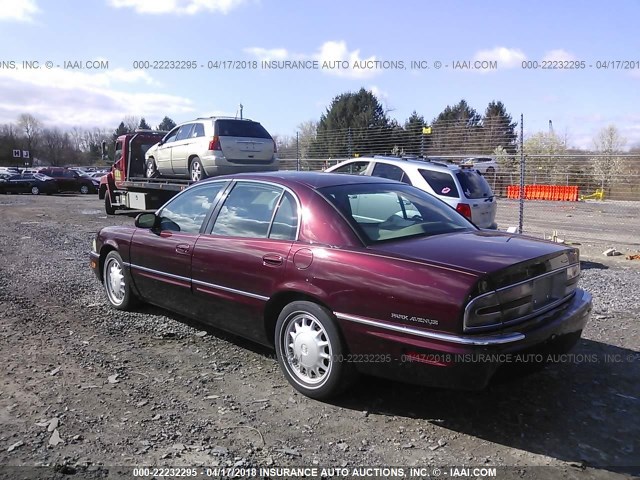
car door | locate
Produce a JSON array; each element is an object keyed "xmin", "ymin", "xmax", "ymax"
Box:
[
  {"xmin": 155, "ymin": 126, "xmax": 179, "ymax": 174},
  {"xmin": 5, "ymin": 175, "xmax": 24, "ymax": 193},
  {"xmin": 170, "ymin": 123, "xmax": 195, "ymax": 175},
  {"xmin": 190, "ymin": 181, "xmax": 298, "ymax": 342},
  {"xmin": 128, "ymin": 182, "xmax": 227, "ymax": 313}
]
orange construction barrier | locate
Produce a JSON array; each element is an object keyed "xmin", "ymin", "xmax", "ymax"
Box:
[{"xmin": 507, "ymin": 184, "xmax": 579, "ymax": 201}]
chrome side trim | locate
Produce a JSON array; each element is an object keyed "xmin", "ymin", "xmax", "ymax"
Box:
[
  {"xmin": 128, "ymin": 263, "xmax": 191, "ymax": 283},
  {"xmin": 128, "ymin": 262, "xmax": 269, "ymax": 301},
  {"xmin": 192, "ymin": 279, "xmax": 269, "ymax": 302},
  {"xmin": 334, "ymin": 312, "xmax": 525, "ymax": 346}
]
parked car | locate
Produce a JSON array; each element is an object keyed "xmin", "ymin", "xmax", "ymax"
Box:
[
  {"xmin": 90, "ymin": 172, "xmax": 591, "ymax": 399},
  {"xmin": 0, "ymin": 173, "xmax": 58, "ymax": 195},
  {"xmin": 145, "ymin": 117, "xmax": 278, "ymax": 182},
  {"xmin": 462, "ymin": 156, "xmax": 499, "ymax": 175},
  {"xmin": 37, "ymin": 167, "xmax": 97, "ymax": 194},
  {"xmin": 326, "ymin": 156, "xmax": 498, "ymax": 229}
]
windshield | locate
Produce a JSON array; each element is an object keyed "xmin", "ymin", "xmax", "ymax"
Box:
[{"xmin": 319, "ymin": 183, "xmax": 475, "ymax": 244}]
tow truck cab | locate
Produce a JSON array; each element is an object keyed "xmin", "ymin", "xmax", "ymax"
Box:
[{"xmin": 99, "ymin": 130, "xmax": 191, "ymax": 214}]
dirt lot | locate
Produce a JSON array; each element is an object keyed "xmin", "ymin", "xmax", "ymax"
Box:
[{"xmin": 0, "ymin": 194, "xmax": 638, "ymax": 479}]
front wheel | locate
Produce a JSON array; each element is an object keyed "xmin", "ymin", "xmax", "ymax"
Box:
[
  {"xmin": 105, "ymin": 193, "xmax": 116, "ymax": 215},
  {"xmin": 103, "ymin": 251, "xmax": 137, "ymax": 310},
  {"xmin": 275, "ymin": 301, "xmax": 354, "ymax": 400},
  {"xmin": 31, "ymin": 186, "xmax": 40, "ymax": 195}
]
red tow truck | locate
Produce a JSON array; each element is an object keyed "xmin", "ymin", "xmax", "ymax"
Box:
[{"xmin": 99, "ymin": 129, "xmax": 192, "ymax": 215}]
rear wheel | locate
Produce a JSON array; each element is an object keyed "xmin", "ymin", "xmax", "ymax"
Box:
[
  {"xmin": 103, "ymin": 251, "xmax": 137, "ymax": 310},
  {"xmin": 275, "ymin": 301, "xmax": 354, "ymax": 399},
  {"xmin": 31, "ymin": 186, "xmax": 40, "ymax": 195},
  {"xmin": 146, "ymin": 158, "xmax": 159, "ymax": 178},
  {"xmin": 80, "ymin": 185, "xmax": 89, "ymax": 194},
  {"xmin": 190, "ymin": 157, "xmax": 207, "ymax": 182}
]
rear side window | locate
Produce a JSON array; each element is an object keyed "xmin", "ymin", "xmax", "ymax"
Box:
[
  {"xmin": 216, "ymin": 120, "xmax": 272, "ymax": 139},
  {"xmin": 372, "ymin": 163, "xmax": 412, "ymax": 185},
  {"xmin": 192, "ymin": 123, "xmax": 205, "ymax": 137},
  {"xmin": 269, "ymin": 191, "xmax": 298, "ymax": 240},
  {"xmin": 212, "ymin": 182, "xmax": 282, "ymax": 238},
  {"xmin": 419, "ymin": 170, "xmax": 459, "ymax": 197},
  {"xmin": 456, "ymin": 171, "xmax": 493, "ymax": 199},
  {"xmin": 176, "ymin": 124, "xmax": 194, "ymax": 141}
]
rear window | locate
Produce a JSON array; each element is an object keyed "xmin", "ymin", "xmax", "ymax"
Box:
[
  {"xmin": 456, "ymin": 171, "xmax": 493, "ymax": 199},
  {"xmin": 419, "ymin": 169, "xmax": 459, "ymax": 197},
  {"xmin": 216, "ymin": 120, "xmax": 272, "ymax": 139}
]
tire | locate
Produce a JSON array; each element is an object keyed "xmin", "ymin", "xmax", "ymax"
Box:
[
  {"xmin": 31, "ymin": 186, "xmax": 40, "ymax": 195},
  {"xmin": 80, "ymin": 185, "xmax": 89, "ymax": 194},
  {"xmin": 146, "ymin": 158, "xmax": 159, "ymax": 178},
  {"xmin": 105, "ymin": 193, "xmax": 116, "ymax": 215},
  {"xmin": 275, "ymin": 301, "xmax": 354, "ymax": 399},
  {"xmin": 189, "ymin": 157, "xmax": 207, "ymax": 182},
  {"xmin": 102, "ymin": 251, "xmax": 137, "ymax": 310}
]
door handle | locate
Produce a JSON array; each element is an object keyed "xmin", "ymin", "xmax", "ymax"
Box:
[
  {"xmin": 175, "ymin": 244, "xmax": 191, "ymax": 255},
  {"xmin": 262, "ymin": 253, "xmax": 283, "ymax": 266}
]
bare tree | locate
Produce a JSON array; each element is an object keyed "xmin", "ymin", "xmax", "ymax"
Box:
[
  {"xmin": 122, "ymin": 115, "xmax": 141, "ymax": 133},
  {"xmin": 591, "ymin": 125, "xmax": 627, "ymax": 189},
  {"xmin": 17, "ymin": 113, "xmax": 41, "ymax": 157}
]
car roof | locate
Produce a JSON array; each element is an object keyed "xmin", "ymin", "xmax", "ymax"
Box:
[
  {"xmin": 200, "ymin": 170, "xmax": 398, "ymax": 190},
  {"xmin": 345, "ymin": 155, "xmax": 462, "ymax": 173}
]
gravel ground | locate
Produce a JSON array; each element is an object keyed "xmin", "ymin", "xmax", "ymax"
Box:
[{"xmin": 0, "ymin": 194, "xmax": 638, "ymax": 479}]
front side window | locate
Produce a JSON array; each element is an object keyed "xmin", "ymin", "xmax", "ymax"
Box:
[
  {"xmin": 419, "ymin": 169, "xmax": 459, "ymax": 197},
  {"xmin": 162, "ymin": 126, "xmax": 180, "ymax": 144},
  {"xmin": 114, "ymin": 141, "xmax": 123, "ymax": 161},
  {"xmin": 331, "ymin": 161, "xmax": 370, "ymax": 175},
  {"xmin": 157, "ymin": 183, "xmax": 225, "ymax": 233},
  {"xmin": 211, "ymin": 182, "xmax": 283, "ymax": 238},
  {"xmin": 320, "ymin": 183, "xmax": 473, "ymax": 244}
]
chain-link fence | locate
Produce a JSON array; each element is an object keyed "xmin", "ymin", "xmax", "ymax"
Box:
[{"xmin": 275, "ymin": 117, "xmax": 640, "ymax": 248}]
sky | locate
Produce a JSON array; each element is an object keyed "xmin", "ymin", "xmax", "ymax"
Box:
[{"xmin": 0, "ymin": 0, "xmax": 639, "ymax": 149}]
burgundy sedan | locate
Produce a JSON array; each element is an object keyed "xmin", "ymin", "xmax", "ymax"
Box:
[{"xmin": 90, "ymin": 172, "xmax": 592, "ymax": 399}]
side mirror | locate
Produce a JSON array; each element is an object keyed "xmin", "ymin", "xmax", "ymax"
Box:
[
  {"xmin": 158, "ymin": 140, "xmax": 164, "ymax": 146},
  {"xmin": 135, "ymin": 212, "xmax": 159, "ymax": 229}
]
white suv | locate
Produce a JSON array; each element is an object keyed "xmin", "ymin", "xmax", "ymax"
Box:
[
  {"xmin": 145, "ymin": 117, "xmax": 278, "ymax": 181},
  {"xmin": 461, "ymin": 156, "xmax": 498, "ymax": 175},
  {"xmin": 325, "ymin": 156, "xmax": 498, "ymax": 229}
]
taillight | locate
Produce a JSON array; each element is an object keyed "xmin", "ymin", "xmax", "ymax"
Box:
[
  {"xmin": 456, "ymin": 203, "xmax": 472, "ymax": 220},
  {"xmin": 208, "ymin": 136, "xmax": 221, "ymax": 151}
]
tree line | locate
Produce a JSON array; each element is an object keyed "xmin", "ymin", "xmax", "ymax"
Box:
[{"xmin": 0, "ymin": 114, "xmax": 177, "ymax": 167}]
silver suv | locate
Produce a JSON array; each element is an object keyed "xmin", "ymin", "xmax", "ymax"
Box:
[
  {"xmin": 325, "ymin": 155, "xmax": 498, "ymax": 229},
  {"xmin": 145, "ymin": 117, "xmax": 278, "ymax": 181}
]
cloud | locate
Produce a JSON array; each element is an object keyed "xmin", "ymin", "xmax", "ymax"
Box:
[
  {"xmin": 243, "ymin": 47, "xmax": 289, "ymax": 61},
  {"xmin": 542, "ymin": 49, "xmax": 577, "ymax": 62},
  {"xmin": 473, "ymin": 47, "xmax": 526, "ymax": 69},
  {"xmin": 0, "ymin": 67, "xmax": 195, "ymax": 128},
  {"xmin": 316, "ymin": 41, "xmax": 378, "ymax": 79},
  {"xmin": 107, "ymin": 0, "xmax": 246, "ymax": 15},
  {"xmin": 244, "ymin": 41, "xmax": 381, "ymax": 79},
  {"xmin": 0, "ymin": 0, "xmax": 40, "ymax": 22}
]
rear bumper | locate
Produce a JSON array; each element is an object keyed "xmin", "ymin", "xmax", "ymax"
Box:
[
  {"xmin": 337, "ymin": 288, "xmax": 592, "ymax": 390},
  {"xmin": 201, "ymin": 154, "xmax": 278, "ymax": 176}
]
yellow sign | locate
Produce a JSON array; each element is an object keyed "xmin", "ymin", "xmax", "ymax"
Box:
[
  {"xmin": 422, "ymin": 126, "xmax": 432, "ymax": 135},
  {"xmin": 354, "ymin": 153, "xmax": 360, "ymax": 158}
]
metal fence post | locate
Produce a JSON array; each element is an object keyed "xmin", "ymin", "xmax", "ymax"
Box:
[
  {"xmin": 519, "ymin": 114, "xmax": 525, "ymax": 235},
  {"xmin": 296, "ymin": 131, "xmax": 300, "ymax": 171},
  {"xmin": 348, "ymin": 128, "xmax": 352, "ymax": 158}
]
